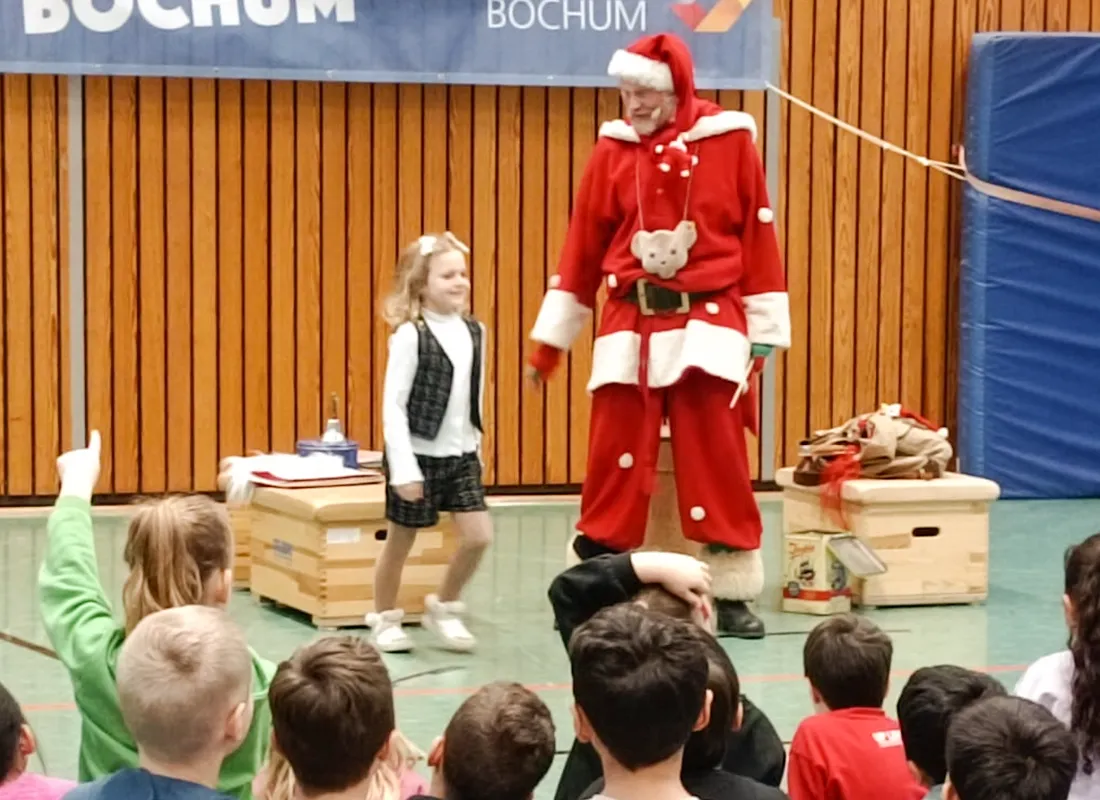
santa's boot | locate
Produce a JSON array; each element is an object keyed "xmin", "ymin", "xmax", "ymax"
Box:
[{"xmin": 699, "ymin": 544, "xmax": 766, "ymax": 639}]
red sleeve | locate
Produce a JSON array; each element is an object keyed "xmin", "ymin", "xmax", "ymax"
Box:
[
  {"xmin": 528, "ymin": 140, "xmax": 617, "ymax": 377},
  {"xmin": 734, "ymin": 131, "xmax": 790, "ymax": 350},
  {"xmin": 787, "ymin": 725, "xmax": 828, "ymax": 800}
]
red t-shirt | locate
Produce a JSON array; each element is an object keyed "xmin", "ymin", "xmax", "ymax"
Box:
[{"xmin": 787, "ymin": 708, "xmax": 926, "ymax": 800}]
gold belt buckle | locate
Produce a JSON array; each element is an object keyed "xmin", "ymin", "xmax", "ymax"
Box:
[{"xmin": 635, "ymin": 278, "xmax": 690, "ymax": 316}]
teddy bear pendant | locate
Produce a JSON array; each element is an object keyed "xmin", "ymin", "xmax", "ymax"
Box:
[{"xmin": 630, "ymin": 220, "xmax": 697, "ymax": 281}]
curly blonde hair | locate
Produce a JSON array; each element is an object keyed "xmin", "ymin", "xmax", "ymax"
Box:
[{"xmin": 382, "ymin": 232, "xmax": 470, "ymax": 329}]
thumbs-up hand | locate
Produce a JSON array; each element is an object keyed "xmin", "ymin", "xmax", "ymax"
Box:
[{"xmin": 57, "ymin": 430, "xmax": 102, "ymax": 501}]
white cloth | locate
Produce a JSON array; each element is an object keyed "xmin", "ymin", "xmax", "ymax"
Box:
[
  {"xmin": 1015, "ymin": 649, "xmax": 1100, "ymax": 800},
  {"xmin": 382, "ymin": 308, "xmax": 484, "ymax": 487}
]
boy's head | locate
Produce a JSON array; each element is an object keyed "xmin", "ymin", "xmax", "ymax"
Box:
[
  {"xmin": 944, "ymin": 695, "xmax": 1077, "ymax": 800},
  {"xmin": 116, "ymin": 605, "xmax": 254, "ymax": 767},
  {"xmin": 428, "ymin": 681, "xmax": 555, "ymax": 800},
  {"xmin": 569, "ymin": 603, "xmax": 711, "ymax": 771},
  {"xmin": 269, "ymin": 635, "xmax": 395, "ymax": 797},
  {"xmin": 681, "ymin": 636, "xmax": 742, "ymax": 773},
  {"xmin": 803, "ymin": 613, "xmax": 892, "ymax": 711},
  {"xmin": 633, "ymin": 583, "xmax": 715, "ymax": 634},
  {"xmin": 897, "ymin": 665, "xmax": 1007, "ymax": 787}
]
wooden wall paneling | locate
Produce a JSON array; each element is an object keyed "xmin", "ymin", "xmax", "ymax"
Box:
[
  {"xmin": 495, "ymin": 86, "xmax": 522, "ymax": 487},
  {"xmin": 59, "ymin": 77, "xmax": 72, "ymax": 456},
  {"xmin": 111, "ymin": 77, "xmax": 139, "ymax": 494},
  {"xmin": 83, "ymin": 77, "xmax": 114, "ymax": 493},
  {"xmin": 138, "ymin": 78, "xmax": 167, "ymax": 493},
  {"xmin": 783, "ymin": 0, "xmax": 813, "ymax": 463},
  {"xmin": 269, "ymin": 81, "xmax": 297, "ymax": 455},
  {"xmin": 2, "ymin": 79, "xmax": 13, "ymax": 492},
  {"xmin": 925, "ymin": 0, "xmax": 958, "ymax": 426},
  {"xmin": 773, "ymin": 0, "xmax": 791, "ymax": 468},
  {"xmin": 422, "ymin": 86, "xmax": 448, "ymax": 232},
  {"xmin": 30, "ymin": 76, "xmax": 61, "ymax": 495},
  {"xmin": 856, "ymin": 0, "xmax": 885, "ymax": 422},
  {"xmin": 544, "ymin": 89, "xmax": 571, "ymax": 486},
  {"xmin": 902, "ymin": 3, "xmax": 932, "ymax": 413},
  {"xmin": 471, "ymin": 86, "xmax": 497, "ymax": 484},
  {"xmin": 1000, "ymin": 0, "xmax": 1024, "ymax": 26},
  {"xmin": 832, "ymin": 0, "xmax": 860, "ymax": 432},
  {"xmin": 320, "ymin": 82, "xmax": 348, "ymax": 440},
  {"xmin": 242, "ymin": 80, "xmax": 271, "ymax": 457},
  {"xmin": 294, "ymin": 82, "xmax": 322, "ymax": 456},
  {"xmin": 165, "ymin": 78, "xmax": 193, "ymax": 492},
  {"xmin": 218, "ymin": 80, "xmax": 245, "ymax": 472},
  {"xmin": 520, "ymin": 87, "xmax": 546, "ymax": 486},
  {"xmin": 370, "ymin": 84, "xmax": 397, "ymax": 453},
  {"xmin": 346, "ymin": 83, "xmax": 373, "ymax": 449}
]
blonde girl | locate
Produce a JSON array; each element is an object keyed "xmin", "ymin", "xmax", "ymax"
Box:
[
  {"xmin": 252, "ymin": 731, "xmax": 427, "ymax": 800},
  {"xmin": 367, "ymin": 232, "xmax": 494, "ymax": 654},
  {"xmin": 38, "ymin": 431, "xmax": 275, "ymax": 799}
]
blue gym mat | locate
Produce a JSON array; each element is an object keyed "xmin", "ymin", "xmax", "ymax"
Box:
[{"xmin": 959, "ymin": 32, "xmax": 1100, "ymax": 499}]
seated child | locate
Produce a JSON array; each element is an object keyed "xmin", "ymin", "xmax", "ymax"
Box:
[
  {"xmin": 65, "ymin": 605, "xmax": 255, "ymax": 800},
  {"xmin": 580, "ymin": 634, "xmax": 788, "ymax": 800},
  {"xmin": 409, "ymin": 681, "xmax": 555, "ymax": 800},
  {"xmin": 266, "ymin": 635, "xmax": 398, "ymax": 800},
  {"xmin": 787, "ymin": 614, "xmax": 925, "ymax": 800},
  {"xmin": 896, "ymin": 665, "xmax": 1007, "ymax": 800},
  {"xmin": 568, "ymin": 603, "xmax": 711, "ymax": 800},
  {"xmin": 944, "ymin": 695, "xmax": 1077, "ymax": 800},
  {"xmin": 0, "ymin": 682, "xmax": 75, "ymax": 800},
  {"xmin": 548, "ymin": 551, "xmax": 787, "ymax": 799}
]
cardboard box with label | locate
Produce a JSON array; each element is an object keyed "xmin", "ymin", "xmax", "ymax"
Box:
[
  {"xmin": 782, "ymin": 531, "xmax": 887, "ymax": 615},
  {"xmin": 247, "ymin": 483, "xmax": 456, "ymax": 629}
]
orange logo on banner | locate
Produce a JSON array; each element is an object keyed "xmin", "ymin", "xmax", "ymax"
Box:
[{"xmin": 671, "ymin": 0, "xmax": 751, "ymax": 33}]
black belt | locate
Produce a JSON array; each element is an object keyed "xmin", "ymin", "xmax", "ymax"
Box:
[{"xmin": 624, "ymin": 279, "xmax": 713, "ymax": 316}]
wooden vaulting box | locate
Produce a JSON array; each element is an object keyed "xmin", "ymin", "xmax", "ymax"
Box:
[
  {"xmin": 248, "ymin": 484, "xmax": 456, "ymax": 629},
  {"xmin": 776, "ymin": 467, "xmax": 1001, "ymax": 608}
]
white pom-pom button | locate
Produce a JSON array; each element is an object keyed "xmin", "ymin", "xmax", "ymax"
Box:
[
  {"xmin": 607, "ymin": 274, "xmax": 618, "ymax": 288},
  {"xmin": 705, "ymin": 302, "xmax": 719, "ymax": 315},
  {"xmin": 655, "ymin": 144, "xmax": 665, "ymax": 154},
  {"xmin": 690, "ymin": 506, "xmax": 706, "ymax": 522},
  {"xmin": 691, "ymin": 155, "xmax": 699, "ymax": 165},
  {"xmin": 618, "ymin": 453, "xmax": 634, "ymax": 469},
  {"xmin": 757, "ymin": 207, "xmax": 775, "ymax": 224},
  {"xmin": 549, "ymin": 274, "xmax": 561, "ymax": 288},
  {"xmin": 680, "ymin": 169, "xmax": 691, "ymax": 178},
  {"xmin": 658, "ymin": 162, "xmax": 671, "ymax": 173}
]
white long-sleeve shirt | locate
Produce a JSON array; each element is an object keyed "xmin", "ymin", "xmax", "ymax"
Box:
[{"xmin": 382, "ymin": 308, "xmax": 485, "ymax": 487}]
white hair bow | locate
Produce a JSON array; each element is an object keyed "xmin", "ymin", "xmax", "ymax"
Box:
[{"xmin": 418, "ymin": 231, "xmax": 470, "ymax": 257}]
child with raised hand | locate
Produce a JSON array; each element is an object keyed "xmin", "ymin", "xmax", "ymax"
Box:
[
  {"xmin": 0, "ymin": 681, "xmax": 74, "ymax": 800},
  {"xmin": 66, "ymin": 605, "xmax": 256, "ymax": 800},
  {"xmin": 1016, "ymin": 531, "xmax": 1100, "ymax": 798},
  {"xmin": 369, "ymin": 232, "xmax": 493, "ymax": 654},
  {"xmin": 37, "ymin": 432, "xmax": 275, "ymax": 799}
]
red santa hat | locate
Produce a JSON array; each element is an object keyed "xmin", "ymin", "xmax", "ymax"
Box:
[{"xmin": 607, "ymin": 33, "xmax": 697, "ymax": 110}]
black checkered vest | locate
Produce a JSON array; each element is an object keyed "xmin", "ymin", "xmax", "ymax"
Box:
[{"xmin": 406, "ymin": 316, "xmax": 483, "ymax": 441}]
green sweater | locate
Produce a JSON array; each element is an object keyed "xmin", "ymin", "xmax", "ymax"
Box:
[{"xmin": 38, "ymin": 496, "xmax": 276, "ymax": 799}]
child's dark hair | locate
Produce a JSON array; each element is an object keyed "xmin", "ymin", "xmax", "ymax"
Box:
[
  {"xmin": 569, "ymin": 603, "xmax": 708, "ymax": 771},
  {"xmin": 946, "ymin": 695, "xmax": 1077, "ymax": 800},
  {"xmin": 896, "ymin": 665, "xmax": 1007, "ymax": 785},
  {"xmin": 682, "ymin": 637, "xmax": 741, "ymax": 772},
  {"xmin": 441, "ymin": 681, "xmax": 555, "ymax": 800},
  {"xmin": 634, "ymin": 585, "xmax": 695, "ymax": 622},
  {"xmin": 1066, "ymin": 531, "xmax": 1100, "ymax": 774},
  {"xmin": 803, "ymin": 613, "xmax": 892, "ymax": 710},
  {"xmin": 0, "ymin": 681, "xmax": 26, "ymax": 776}
]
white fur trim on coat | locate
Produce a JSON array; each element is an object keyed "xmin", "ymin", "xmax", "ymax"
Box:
[
  {"xmin": 599, "ymin": 119, "xmax": 641, "ymax": 143},
  {"xmin": 531, "ymin": 289, "xmax": 593, "ymax": 351},
  {"xmin": 683, "ymin": 111, "xmax": 758, "ymax": 143},
  {"xmin": 586, "ymin": 320, "xmax": 751, "ymax": 392},
  {"xmin": 699, "ymin": 548, "xmax": 764, "ymax": 602},
  {"xmin": 608, "ymin": 49, "xmax": 674, "ymax": 92},
  {"xmin": 743, "ymin": 291, "xmax": 791, "ymax": 349},
  {"xmin": 565, "ymin": 532, "xmax": 582, "ymax": 568}
]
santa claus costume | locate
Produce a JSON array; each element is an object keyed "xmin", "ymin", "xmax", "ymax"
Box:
[{"xmin": 527, "ymin": 32, "xmax": 790, "ymax": 637}]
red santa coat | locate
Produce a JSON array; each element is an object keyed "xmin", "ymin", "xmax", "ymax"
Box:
[{"xmin": 529, "ymin": 107, "xmax": 789, "ymax": 399}]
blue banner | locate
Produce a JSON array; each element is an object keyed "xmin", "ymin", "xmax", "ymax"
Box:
[{"xmin": 2, "ymin": 0, "xmax": 774, "ymax": 89}]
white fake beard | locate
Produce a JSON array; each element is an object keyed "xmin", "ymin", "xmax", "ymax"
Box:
[{"xmin": 632, "ymin": 106, "xmax": 665, "ymax": 136}]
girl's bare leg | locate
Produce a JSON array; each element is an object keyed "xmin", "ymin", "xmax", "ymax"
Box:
[
  {"xmin": 373, "ymin": 522, "xmax": 418, "ymax": 611},
  {"xmin": 437, "ymin": 510, "xmax": 494, "ymax": 602}
]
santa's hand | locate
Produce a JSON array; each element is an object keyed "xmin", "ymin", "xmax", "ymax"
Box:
[
  {"xmin": 750, "ymin": 343, "xmax": 774, "ymax": 359},
  {"xmin": 631, "ymin": 551, "xmax": 712, "ymax": 607},
  {"xmin": 57, "ymin": 430, "xmax": 102, "ymax": 501},
  {"xmin": 394, "ymin": 482, "xmax": 424, "ymax": 503}
]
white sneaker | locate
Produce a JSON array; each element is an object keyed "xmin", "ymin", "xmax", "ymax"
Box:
[
  {"xmin": 423, "ymin": 594, "xmax": 476, "ymax": 652},
  {"xmin": 365, "ymin": 609, "xmax": 414, "ymax": 653}
]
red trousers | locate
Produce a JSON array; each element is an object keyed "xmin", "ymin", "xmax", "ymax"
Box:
[{"xmin": 576, "ymin": 368, "xmax": 763, "ymax": 553}]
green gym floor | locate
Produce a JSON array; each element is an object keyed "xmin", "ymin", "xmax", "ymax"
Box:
[{"xmin": 2, "ymin": 494, "xmax": 1098, "ymax": 797}]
